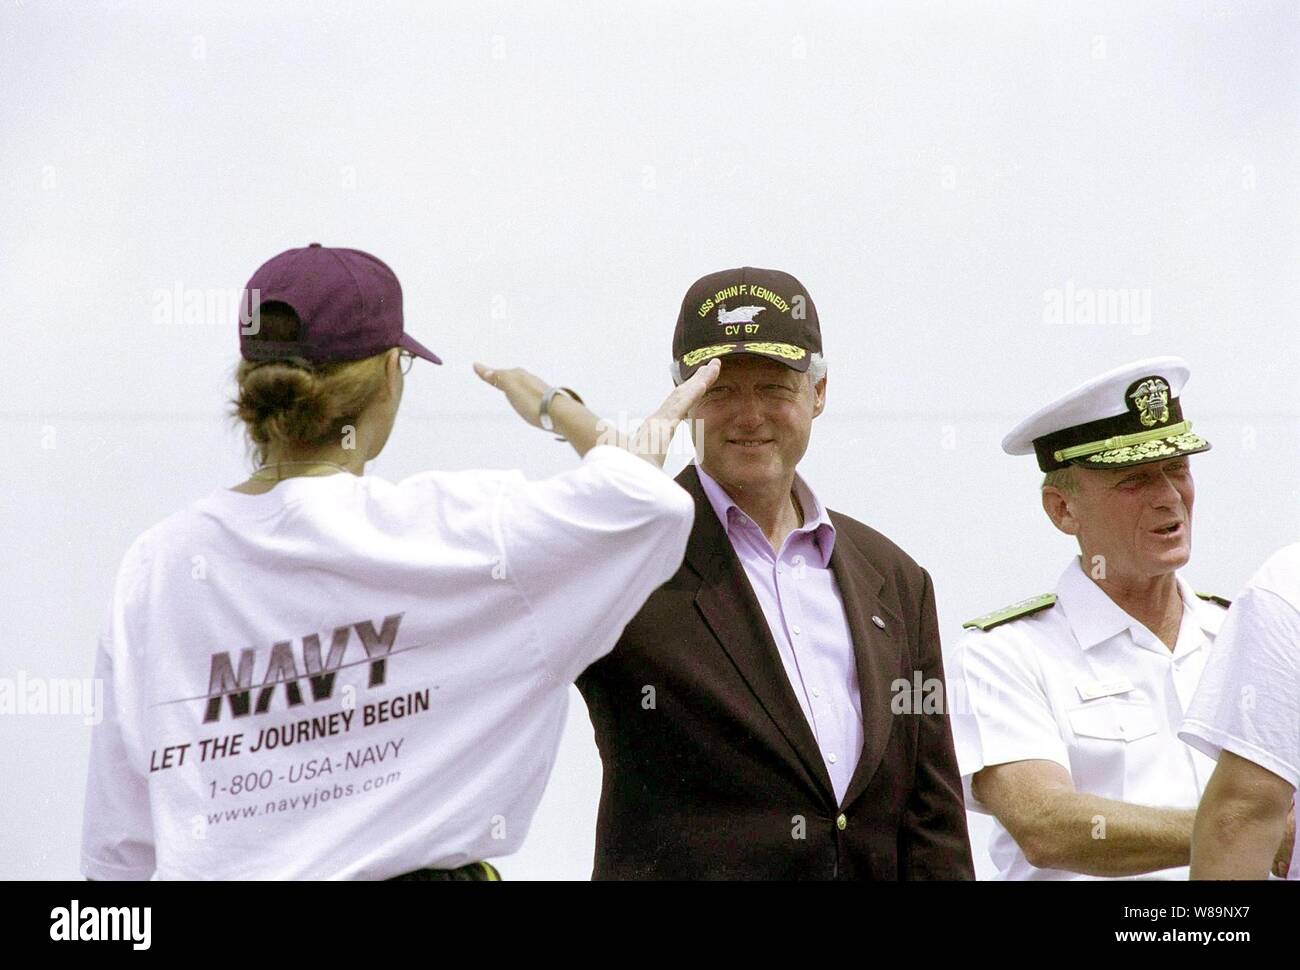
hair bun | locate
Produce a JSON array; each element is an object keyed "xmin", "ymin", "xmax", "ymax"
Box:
[
  {"xmin": 230, "ymin": 351, "xmax": 390, "ymax": 465},
  {"xmin": 236, "ymin": 362, "xmax": 333, "ymax": 446}
]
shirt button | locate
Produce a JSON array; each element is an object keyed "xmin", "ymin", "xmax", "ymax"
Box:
[
  {"xmin": 811, "ymin": 688, "xmax": 820, "ymax": 698},
  {"xmin": 791, "ymin": 625, "xmax": 801, "ymax": 636},
  {"xmin": 828, "ymin": 753, "xmax": 838, "ymax": 764},
  {"xmin": 776, "ymin": 564, "xmax": 784, "ymax": 574},
  {"xmin": 836, "ymin": 814, "xmax": 847, "ymax": 831}
]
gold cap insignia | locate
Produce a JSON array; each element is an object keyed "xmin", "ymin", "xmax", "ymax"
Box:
[{"xmin": 1129, "ymin": 377, "xmax": 1170, "ymax": 428}]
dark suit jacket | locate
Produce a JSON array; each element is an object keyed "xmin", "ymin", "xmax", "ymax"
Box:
[{"xmin": 575, "ymin": 464, "xmax": 974, "ymax": 880}]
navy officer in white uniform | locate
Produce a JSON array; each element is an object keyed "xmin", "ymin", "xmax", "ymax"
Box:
[{"xmin": 948, "ymin": 356, "xmax": 1240, "ymax": 880}]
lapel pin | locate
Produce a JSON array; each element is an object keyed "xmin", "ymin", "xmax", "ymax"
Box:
[{"xmin": 871, "ymin": 615, "xmax": 886, "ymax": 630}]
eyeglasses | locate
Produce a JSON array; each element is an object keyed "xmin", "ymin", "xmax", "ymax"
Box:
[{"xmin": 398, "ymin": 349, "xmax": 415, "ymax": 375}]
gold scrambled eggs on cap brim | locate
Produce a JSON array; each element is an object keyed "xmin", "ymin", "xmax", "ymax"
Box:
[
  {"xmin": 1073, "ymin": 430, "xmax": 1211, "ymax": 469},
  {"xmin": 679, "ymin": 340, "xmax": 810, "ymax": 375}
]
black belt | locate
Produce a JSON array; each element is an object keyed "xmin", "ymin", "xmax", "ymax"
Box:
[{"xmin": 388, "ymin": 861, "xmax": 501, "ymax": 882}]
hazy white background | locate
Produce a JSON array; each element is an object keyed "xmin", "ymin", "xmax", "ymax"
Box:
[{"xmin": 2, "ymin": 0, "xmax": 1297, "ymax": 880}]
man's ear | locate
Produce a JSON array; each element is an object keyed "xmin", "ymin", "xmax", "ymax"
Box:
[
  {"xmin": 811, "ymin": 374, "xmax": 827, "ymax": 418},
  {"xmin": 1041, "ymin": 486, "xmax": 1079, "ymax": 536}
]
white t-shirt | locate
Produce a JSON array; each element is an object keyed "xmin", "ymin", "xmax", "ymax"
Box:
[
  {"xmin": 1179, "ymin": 542, "xmax": 1300, "ymax": 879},
  {"xmin": 80, "ymin": 445, "xmax": 694, "ymax": 880}
]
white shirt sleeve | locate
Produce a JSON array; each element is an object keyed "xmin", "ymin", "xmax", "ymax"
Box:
[
  {"xmin": 949, "ymin": 628, "xmax": 1072, "ymax": 813},
  {"xmin": 1179, "ymin": 586, "xmax": 1300, "ymax": 789},
  {"xmin": 495, "ymin": 445, "xmax": 694, "ymax": 684},
  {"xmin": 80, "ymin": 619, "xmax": 156, "ymax": 881}
]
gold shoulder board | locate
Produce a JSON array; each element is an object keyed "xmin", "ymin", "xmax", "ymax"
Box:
[
  {"xmin": 962, "ymin": 593, "xmax": 1058, "ymax": 632},
  {"xmin": 1195, "ymin": 591, "xmax": 1232, "ymax": 609}
]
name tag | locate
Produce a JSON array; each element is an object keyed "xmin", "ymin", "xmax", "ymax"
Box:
[{"xmin": 1076, "ymin": 678, "xmax": 1135, "ymax": 701}]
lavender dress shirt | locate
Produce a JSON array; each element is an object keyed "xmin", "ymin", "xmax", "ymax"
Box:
[{"xmin": 695, "ymin": 463, "xmax": 864, "ymax": 804}]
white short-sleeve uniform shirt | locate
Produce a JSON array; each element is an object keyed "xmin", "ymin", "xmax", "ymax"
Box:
[
  {"xmin": 1179, "ymin": 542, "xmax": 1300, "ymax": 879},
  {"xmin": 949, "ymin": 557, "xmax": 1228, "ymax": 880}
]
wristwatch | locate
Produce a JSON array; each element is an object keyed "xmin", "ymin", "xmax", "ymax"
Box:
[{"xmin": 539, "ymin": 386, "xmax": 584, "ymax": 440}]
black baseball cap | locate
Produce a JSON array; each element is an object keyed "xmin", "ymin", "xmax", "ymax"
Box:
[{"xmin": 672, "ymin": 267, "xmax": 821, "ymax": 378}]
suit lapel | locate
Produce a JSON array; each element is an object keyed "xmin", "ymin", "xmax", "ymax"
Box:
[
  {"xmin": 676, "ymin": 465, "xmax": 836, "ymax": 805},
  {"xmin": 829, "ymin": 516, "xmax": 905, "ymax": 810}
]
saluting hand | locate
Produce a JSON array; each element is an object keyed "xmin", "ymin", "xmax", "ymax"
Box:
[
  {"xmin": 624, "ymin": 358, "xmax": 720, "ymax": 468},
  {"xmin": 472, "ymin": 363, "xmax": 552, "ymax": 429},
  {"xmin": 473, "ymin": 358, "xmax": 720, "ymax": 467}
]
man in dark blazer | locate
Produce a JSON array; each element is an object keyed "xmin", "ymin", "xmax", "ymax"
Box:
[{"xmin": 576, "ymin": 267, "xmax": 973, "ymax": 880}]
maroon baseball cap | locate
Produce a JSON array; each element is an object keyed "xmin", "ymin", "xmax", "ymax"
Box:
[
  {"xmin": 238, "ymin": 243, "xmax": 442, "ymax": 365},
  {"xmin": 672, "ymin": 267, "xmax": 821, "ymax": 378}
]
